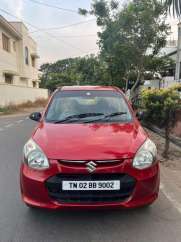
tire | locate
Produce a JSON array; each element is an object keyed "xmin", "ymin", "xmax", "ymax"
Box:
[
  {"xmin": 26, "ymin": 203, "xmax": 39, "ymax": 210},
  {"xmin": 140, "ymin": 202, "xmax": 153, "ymax": 209}
]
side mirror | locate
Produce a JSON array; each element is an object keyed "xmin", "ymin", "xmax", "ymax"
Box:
[
  {"xmin": 29, "ymin": 112, "xmax": 42, "ymax": 122},
  {"xmin": 136, "ymin": 111, "xmax": 144, "ymax": 121}
]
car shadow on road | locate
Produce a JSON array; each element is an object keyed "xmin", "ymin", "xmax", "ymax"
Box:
[
  {"xmin": 16, "ymin": 194, "xmax": 181, "ymax": 242},
  {"xmin": 26, "ymin": 205, "xmax": 151, "ymax": 220}
]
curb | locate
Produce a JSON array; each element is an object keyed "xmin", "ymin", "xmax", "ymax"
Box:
[
  {"xmin": 161, "ymin": 165, "xmax": 181, "ymax": 214},
  {"xmin": 0, "ymin": 107, "xmax": 43, "ymax": 119},
  {"xmin": 143, "ymin": 122, "xmax": 181, "ymax": 147}
]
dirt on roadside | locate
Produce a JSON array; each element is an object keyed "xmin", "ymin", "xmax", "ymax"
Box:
[
  {"xmin": 145, "ymin": 128, "xmax": 181, "ymax": 171},
  {"xmin": 0, "ymin": 98, "xmax": 48, "ymax": 116}
]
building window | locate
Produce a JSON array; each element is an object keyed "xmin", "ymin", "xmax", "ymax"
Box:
[
  {"xmin": 2, "ymin": 33, "xmax": 10, "ymax": 52},
  {"xmin": 25, "ymin": 46, "xmax": 29, "ymax": 65},
  {"xmin": 4, "ymin": 74, "xmax": 13, "ymax": 84},
  {"xmin": 31, "ymin": 56, "xmax": 36, "ymax": 67},
  {"xmin": 32, "ymin": 81, "xmax": 37, "ymax": 88},
  {"xmin": 13, "ymin": 41, "xmax": 16, "ymax": 52}
]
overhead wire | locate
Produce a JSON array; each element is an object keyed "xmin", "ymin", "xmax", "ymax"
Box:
[
  {"xmin": 0, "ymin": 8, "xmax": 98, "ymax": 56},
  {"xmin": 30, "ymin": 19, "xmax": 96, "ymax": 33},
  {"xmin": 25, "ymin": 0, "xmax": 78, "ymax": 13}
]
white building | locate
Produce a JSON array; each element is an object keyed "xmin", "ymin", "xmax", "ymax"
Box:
[
  {"xmin": 0, "ymin": 15, "xmax": 48, "ymax": 107},
  {"xmin": 143, "ymin": 40, "xmax": 178, "ymax": 89},
  {"xmin": 0, "ymin": 15, "xmax": 39, "ymax": 88}
]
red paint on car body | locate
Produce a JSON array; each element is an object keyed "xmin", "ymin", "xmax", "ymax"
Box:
[{"xmin": 20, "ymin": 86, "xmax": 159, "ymax": 209}]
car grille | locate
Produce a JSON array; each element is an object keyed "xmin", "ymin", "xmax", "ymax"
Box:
[
  {"xmin": 46, "ymin": 174, "xmax": 136, "ymax": 204},
  {"xmin": 58, "ymin": 159, "xmax": 122, "ymax": 167}
]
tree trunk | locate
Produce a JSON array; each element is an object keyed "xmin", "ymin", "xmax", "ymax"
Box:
[
  {"xmin": 109, "ymin": 65, "xmax": 113, "ymax": 85},
  {"xmin": 131, "ymin": 71, "xmax": 141, "ymax": 97},
  {"xmin": 162, "ymin": 124, "xmax": 170, "ymax": 159},
  {"xmin": 125, "ymin": 78, "xmax": 128, "ymax": 91}
]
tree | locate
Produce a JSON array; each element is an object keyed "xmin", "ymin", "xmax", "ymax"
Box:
[
  {"xmin": 143, "ymin": 56, "xmax": 175, "ymax": 88},
  {"xmin": 141, "ymin": 84, "xmax": 181, "ymax": 158},
  {"xmin": 79, "ymin": 0, "xmax": 170, "ymax": 97},
  {"xmin": 144, "ymin": 56, "xmax": 175, "ymax": 75},
  {"xmin": 39, "ymin": 55, "xmax": 112, "ymax": 91},
  {"xmin": 39, "ymin": 59, "xmax": 77, "ymax": 91}
]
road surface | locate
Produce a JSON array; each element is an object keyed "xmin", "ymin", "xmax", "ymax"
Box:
[{"xmin": 0, "ymin": 114, "xmax": 181, "ymax": 242}]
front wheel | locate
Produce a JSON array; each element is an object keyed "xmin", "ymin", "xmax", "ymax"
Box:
[
  {"xmin": 25, "ymin": 203, "xmax": 39, "ymax": 210},
  {"xmin": 140, "ymin": 202, "xmax": 153, "ymax": 210}
]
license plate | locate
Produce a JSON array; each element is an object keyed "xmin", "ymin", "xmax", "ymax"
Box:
[{"xmin": 62, "ymin": 180, "xmax": 120, "ymax": 191}]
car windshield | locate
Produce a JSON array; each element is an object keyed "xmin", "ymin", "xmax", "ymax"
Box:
[{"xmin": 45, "ymin": 90, "xmax": 132, "ymax": 123}]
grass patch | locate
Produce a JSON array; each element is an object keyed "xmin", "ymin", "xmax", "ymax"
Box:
[
  {"xmin": 0, "ymin": 107, "xmax": 12, "ymax": 114},
  {"xmin": 0, "ymin": 98, "xmax": 48, "ymax": 115}
]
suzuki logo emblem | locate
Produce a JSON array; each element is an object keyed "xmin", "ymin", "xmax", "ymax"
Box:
[{"xmin": 86, "ymin": 161, "xmax": 97, "ymax": 173}]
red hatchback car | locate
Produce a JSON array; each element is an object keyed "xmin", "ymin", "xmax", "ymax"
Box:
[{"xmin": 20, "ymin": 86, "xmax": 159, "ymax": 209}]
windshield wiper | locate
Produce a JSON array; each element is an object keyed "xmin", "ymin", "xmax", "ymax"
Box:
[
  {"xmin": 104, "ymin": 112, "xmax": 127, "ymax": 119},
  {"xmin": 83, "ymin": 112, "xmax": 127, "ymax": 123},
  {"xmin": 50, "ymin": 113, "xmax": 104, "ymax": 123}
]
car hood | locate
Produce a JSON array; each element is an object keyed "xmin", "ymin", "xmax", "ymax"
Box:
[{"xmin": 32, "ymin": 122, "xmax": 147, "ymax": 160}]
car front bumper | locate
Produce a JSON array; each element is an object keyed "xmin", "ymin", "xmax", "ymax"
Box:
[{"xmin": 20, "ymin": 159, "xmax": 160, "ymax": 209}]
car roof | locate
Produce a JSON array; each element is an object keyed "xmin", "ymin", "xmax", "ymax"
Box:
[{"xmin": 59, "ymin": 86, "xmax": 121, "ymax": 91}]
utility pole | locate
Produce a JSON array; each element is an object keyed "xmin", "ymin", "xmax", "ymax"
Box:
[{"xmin": 175, "ymin": 22, "xmax": 181, "ymax": 82}]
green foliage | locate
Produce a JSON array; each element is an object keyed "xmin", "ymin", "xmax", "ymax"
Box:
[
  {"xmin": 141, "ymin": 84, "xmax": 181, "ymax": 157},
  {"xmin": 79, "ymin": 0, "xmax": 170, "ymax": 96},
  {"xmin": 144, "ymin": 56, "xmax": 175, "ymax": 76},
  {"xmin": 39, "ymin": 55, "xmax": 127, "ymax": 91},
  {"xmin": 110, "ymin": 0, "xmax": 119, "ymax": 10},
  {"xmin": 39, "ymin": 59, "xmax": 75, "ymax": 91},
  {"xmin": 141, "ymin": 85, "xmax": 181, "ymax": 128},
  {"xmin": 0, "ymin": 107, "xmax": 7, "ymax": 113},
  {"xmin": 78, "ymin": 8, "xmax": 88, "ymax": 15},
  {"xmin": 41, "ymin": 0, "xmax": 171, "ymax": 94}
]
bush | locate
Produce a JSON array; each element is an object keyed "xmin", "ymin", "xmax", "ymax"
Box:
[{"xmin": 141, "ymin": 84, "xmax": 181, "ymax": 158}]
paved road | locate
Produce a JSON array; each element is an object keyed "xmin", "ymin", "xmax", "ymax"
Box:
[{"xmin": 0, "ymin": 114, "xmax": 181, "ymax": 242}]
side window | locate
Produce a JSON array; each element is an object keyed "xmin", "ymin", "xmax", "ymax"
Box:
[
  {"xmin": 2, "ymin": 33, "xmax": 10, "ymax": 52},
  {"xmin": 31, "ymin": 56, "xmax": 36, "ymax": 67},
  {"xmin": 5, "ymin": 74, "xmax": 13, "ymax": 84},
  {"xmin": 13, "ymin": 41, "xmax": 16, "ymax": 52},
  {"xmin": 25, "ymin": 46, "xmax": 29, "ymax": 65}
]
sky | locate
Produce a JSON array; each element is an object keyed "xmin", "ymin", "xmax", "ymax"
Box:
[{"xmin": 0, "ymin": 0, "xmax": 179, "ymax": 65}]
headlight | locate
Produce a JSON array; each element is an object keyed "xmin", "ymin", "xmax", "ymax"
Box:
[
  {"xmin": 23, "ymin": 139, "xmax": 49, "ymax": 170},
  {"xmin": 133, "ymin": 139, "xmax": 157, "ymax": 170}
]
